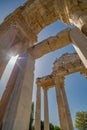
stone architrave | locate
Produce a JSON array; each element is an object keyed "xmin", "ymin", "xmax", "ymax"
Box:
[
  {"xmin": 35, "ymin": 86, "xmax": 41, "ymax": 130},
  {"xmin": 55, "ymin": 77, "xmax": 68, "ymax": 130},
  {"xmin": 2, "ymin": 53, "xmax": 35, "ymax": 130},
  {"xmin": 29, "ymin": 28, "xmax": 71, "ymax": 59},
  {"xmin": 44, "ymin": 89, "xmax": 49, "ymax": 130},
  {"xmin": 70, "ymin": 27, "xmax": 87, "ymax": 68}
]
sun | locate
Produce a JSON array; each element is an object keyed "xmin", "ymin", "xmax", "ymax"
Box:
[{"xmin": 10, "ymin": 55, "xmax": 19, "ymax": 64}]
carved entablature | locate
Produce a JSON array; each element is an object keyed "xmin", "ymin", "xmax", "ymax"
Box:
[
  {"xmin": 52, "ymin": 53, "xmax": 87, "ymax": 77},
  {"xmin": 36, "ymin": 53, "xmax": 87, "ymax": 89},
  {"xmin": 53, "ymin": 53, "xmax": 80, "ymax": 67},
  {"xmin": 36, "ymin": 75, "xmax": 55, "ymax": 89},
  {"xmin": 36, "ymin": 74, "xmax": 64, "ymax": 89}
]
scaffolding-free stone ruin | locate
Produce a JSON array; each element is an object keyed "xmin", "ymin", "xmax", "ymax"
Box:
[
  {"xmin": 0, "ymin": 0, "xmax": 87, "ymax": 130},
  {"xmin": 36, "ymin": 53, "xmax": 87, "ymax": 130}
]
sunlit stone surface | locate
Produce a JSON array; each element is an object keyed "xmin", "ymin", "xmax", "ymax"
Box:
[{"xmin": 0, "ymin": 0, "xmax": 87, "ymax": 129}]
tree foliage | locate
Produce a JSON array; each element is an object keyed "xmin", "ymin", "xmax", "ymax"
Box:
[
  {"xmin": 50, "ymin": 123, "xmax": 54, "ymax": 130},
  {"xmin": 75, "ymin": 111, "xmax": 87, "ymax": 130},
  {"xmin": 40, "ymin": 121, "xmax": 60, "ymax": 130},
  {"xmin": 54, "ymin": 125, "xmax": 60, "ymax": 130},
  {"xmin": 29, "ymin": 102, "xmax": 34, "ymax": 130},
  {"xmin": 41, "ymin": 120, "xmax": 44, "ymax": 130}
]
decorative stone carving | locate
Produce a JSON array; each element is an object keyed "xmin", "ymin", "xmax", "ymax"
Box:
[
  {"xmin": 0, "ymin": 0, "xmax": 87, "ymax": 56},
  {"xmin": 36, "ymin": 53, "xmax": 87, "ymax": 89}
]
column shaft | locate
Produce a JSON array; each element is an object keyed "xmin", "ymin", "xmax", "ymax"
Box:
[
  {"xmin": 0, "ymin": 60, "xmax": 9, "ymax": 79},
  {"xmin": 35, "ymin": 86, "xmax": 41, "ymax": 130},
  {"xmin": 70, "ymin": 11, "xmax": 87, "ymax": 36},
  {"xmin": 0, "ymin": 59, "xmax": 19, "ymax": 128},
  {"xmin": 55, "ymin": 77, "xmax": 67, "ymax": 130},
  {"xmin": 2, "ymin": 53, "xmax": 35, "ymax": 130},
  {"xmin": 44, "ymin": 89, "xmax": 49, "ymax": 130},
  {"xmin": 61, "ymin": 87, "xmax": 74, "ymax": 130},
  {"xmin": 70, "ymin": 27, "xmax": 87, "ymax": 68}
]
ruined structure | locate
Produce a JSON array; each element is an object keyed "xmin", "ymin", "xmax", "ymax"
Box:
[
  {"xmin": 0, "ymin": 0, "xmax": 87, "ymax": 130},
  {"xmin": 36, "ymin": 53, "xmax": 87, "ymax": 130}
]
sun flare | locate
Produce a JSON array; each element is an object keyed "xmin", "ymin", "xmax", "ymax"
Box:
[{"xmin": 10, "ymin": 55, "xmax": 19, "ymax": 64}]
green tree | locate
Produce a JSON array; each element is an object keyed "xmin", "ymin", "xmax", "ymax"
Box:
[
  {"xmin": 41, "ymin": 120, "xmax": 44, "ymax": 130},
  {"xmin": 54, "ymin": 125, "xmax": 60, "ymax": 130},
  {"xmin": 40, "ymin": 121, "xmax": 60, "ymax": 130},
  {"xmin": 29, "ymin": 102, "xmax": 34, "ymax": 130},
  {"xmin": 50, "ymin": 123, "xmax": 54, "ymax": 130},
  {"xmin": 75, "ymin": 111, "xmax": 87, "ymax": 130}
]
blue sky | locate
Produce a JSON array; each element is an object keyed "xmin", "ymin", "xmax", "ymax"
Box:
[{"xmin": 0, "ymin": 0, "xmax": 87, "ymax": 129}]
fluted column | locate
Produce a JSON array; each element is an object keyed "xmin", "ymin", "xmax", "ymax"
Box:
[
  {"xmin": 2, "ymin": 53, "xmax": 35, "ymax": 130},
  {"xmin": 35, "ymin": 86, "xmax": 41, "ymax": 130},
  {"xmin": 55, "ymin": 77, "xmax": 67, "ymax": 130},
  {"xmin": 70, "ymin": 27, "xmax": 87, "ymax": 68},
  {"xmin": 44, "ymin": 88, "xmax": 49, "ymax": 130},
  {"xmin": 61, "ymin": 86, "xmax": 74, "ymax": 130}
]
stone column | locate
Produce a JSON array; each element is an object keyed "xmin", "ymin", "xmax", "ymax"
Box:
[
  {"xmin": 61, "ymin": 86, "xmax": 74, "ymax": 130},
  {"xmin": 0, "ymin": 59, "xmax": 9, "ymax": 79},
  {"xmin": 2, "ymin": 53, "xmax": 35, "ymax": 130},
  {"xmin": 0, "ymin": 27, "xmax": 19, "ymax": 79},
  {"xmin": 55, "ymin": 77, "xmax": 74, "ymax": 130},
  {"xmin": 55, "ymin": 77, "xmax": 67, "ymax": 130},
  {"xmin": 44, "ymin": 88, "xmax": 49, "ymax": 130},
  {"xmin": 70, "ymin": 27, "xmax": 87, "ymax": 68},
  {"xmin": 35, "ymin": 86, "xmax": 41, "ymax": 130},
  {"xmin": 0, "ymin": 58, "xmax": 19, "ymax": 128},
  {"xmin": 0, "ymin": 63, "xmax": 5, "ymax": 79},
  {"xmin": 70, "ymin": 11, "xmax": 87, "ymax": 36}
]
